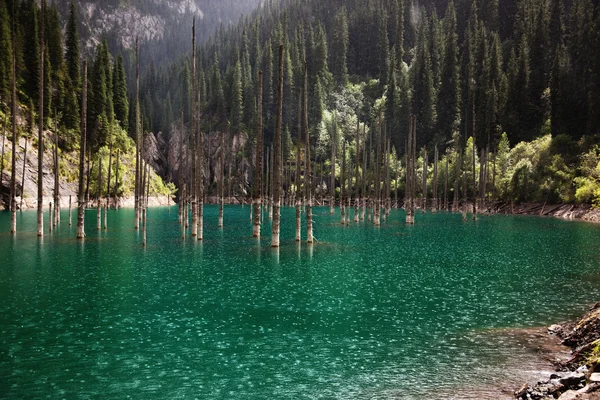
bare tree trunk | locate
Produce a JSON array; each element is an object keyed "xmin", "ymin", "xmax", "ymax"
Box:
[
  {"xmin": 69, "ymin": 195, "xmax": 72, "ymax": 225},
  {"xmin": 77, "ymin": 62, "xmax": 88, "ymax": 239},
  {"xmin": 422, "ymin": 147, "xmax": 427, "ymax": 213},
  {"xmin": 432, "ymin": 144, "xmax": 438, "ymax": 212},
  {"xmin": 49, "ymin": 202, "xmax": 52, "ymax": 232},
  {"xmin": 341, "ymin": 138, "xmax": 346, "ymax": 224},
  {"xmin": 295, "ymin": 90, "xmax": 301, "ymax": 241},
  {"xmin": 268, "ymin": 144, "xmax": 273, "ymax": 220},
  {"xmin": 330, "ymin": 117, "xmax": 336, "ymax": 215},
  {"xmin": 405, "ymin": 116, "xmax": 414, "ymax": 224},
  {"xmin": 374, "ymin": 111, "xmax": 382, "ymax": 226},
  {"xmin": 53, "ymin": 116, "xmax": 60, "ymax": 225},
  {"xmin": 351, "ymin": 120, "xmax": 358, "ymax": 222},
  {"xmin": 1, "ymin": 113, "xmax": 6, "ymax": 193},
  {"xmin": 191, "ymin": 18, "xmax": 197, "ymax": 237},
  {"xmin": 106, "ymin": 126, "xmax": 112, "ymax": 226},
  {"xmin": 472, "ymin": 99, "xmax": 477, "ymax": 220},
  {"xmin": 134, "ymin": 37, "xmax": 140, "ymax": 230},
  {"xmin": 197, "ymin": 61, "xmax": 204, "ymax": 241},
  {"xmin": 453, "ymin": 151, "xmax": 461, "ymax": 212},
  {"xmin": 303, "ymin": 60, "xmax": 313, "ymax": 243},
  {"xmin": 97, "ymin": 156, "xmax": 102, "ymax": 230},
  {"xmin": 114, "ymin": 149, "xmax": 120, "ymax": 210},
  {"xmin": 20, "ymin": 133, "xmax": 27, "ymax": 210},
  {"xmin": 444, "ymin": 156, "xmax": 449, "ymax": 211},
  {"xmin": 37, "ymin": 1, "xmax": 45, "ymax": 236},
  {"xmin": 462, "ymin": 170, "xmax": 467, "ymax": 221},
  {"xmin": 10, "ymin": 12, "xmax": 17, "ymax": 233},
  {"xmin": 492, "ymin": 149, "xmax": 496, "ymax": 208},
  {"xmin": 271, "ymin": 43, "xmax": 284, "ymax": 248},
  {"xmin": 394, "ymin": 156, "xmax": 399, "ymax": 209},
  {"xmin": 253, "ymin": 71, "xmax": 263, "ymax": 238},
  {"xmin": 385, "ymin": 137, "xmax": 391, "ymax": 218},
  {"xmin": 361, "ymin": 126, "xmax": 367, "ymax": 220},
  {"xmin": 218, "ymin": 131, "xmax": 224, "ymax": 227}
]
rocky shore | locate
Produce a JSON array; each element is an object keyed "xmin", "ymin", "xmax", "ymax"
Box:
[{"xmin": 514, "ymin": 303, "xmax": 600, "ymax": 400}]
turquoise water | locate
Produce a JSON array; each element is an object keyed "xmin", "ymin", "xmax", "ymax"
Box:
[{"xmin": 1, "ymin": 206, "xmax": 599, "ymax": 399}]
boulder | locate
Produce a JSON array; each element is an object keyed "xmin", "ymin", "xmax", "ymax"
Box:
[
  {"xmin": 558, "ymin": 390, "xmax": 580, "ymax": 400},
  {"xmin": 590, "ymin": 374, "xmax": 600, "ymax": 384}
]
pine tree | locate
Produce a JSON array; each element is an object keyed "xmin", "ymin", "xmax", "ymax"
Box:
[
  {"xmin": 113, "ymin": 55, "xmax": 129, "ymax": 129},
  {"xmin": 231, "ymin": 58, "xmax": 243, "ymax": 134},
  {"xmin": 0, "ymin": 0, "xmax": 13, "ymax": 106},
  {"xmin": 412, "ymin": 16, "xmax": 436, "ymax": 146},
  {"xmin": 437, "ymin": 0, "xmax": 460, "ymax": 144},
  {"xmin": 64, "ymin": 1, "xmax": 80, "ymax": 130},
  {"xmin": 331, "ymin": 6, "xmax": 349, "ymax": 87},
  {"xmin": 20, "ymin": 0, "xmax": 39, "ymax": 103}
]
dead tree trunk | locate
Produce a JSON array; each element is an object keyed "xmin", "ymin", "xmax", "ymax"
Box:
[
  {"xmin": 444, "ymin": 156, "xmax": 449, "ymax": 211},
  {"xmin": 271, "ymin": 43, "xmax": 284, "ymax": 248},
  {"xmin": 114, "ymin": 149, "xmax": 120, "ymax": 210},
  {"xmin": 97, "ymin": 157, "xmax": 102, "ymax": 230},
  {"xmin": 134, "ymin": 37, "xmax": 140, "ymax": 230},
  {"xmin": 77, "ymin": 62, "xmax": 88, "ymax": 239},
  {"xmin": 253, "ymin": 71, "xmax": 263, "ymax": 238},
  {"xmin": 432, "ymin": 144, "xmax": 438, "ymax": 212},
  {"xmin": 53, "ymin": 116, "xmax": 60, "ymax": 225},
  {"xmin": 453, "ymin": 151, "xmax": 461, "ymax": 212},
  {"xmin": 374, "ymin": 111, "xmax": 382, "ymax": 226},
  {"xmin": 341, "ymin": 138, "xmax": 346, "ymax": 224},
  {"xmin": 20, "ymin": 129, "xmax": 27, "ymax": 211},
  {"xmin": 422, "ymin": 147, "xmax": 427, "ymax": 213},
  {"xmin": 304, "ymin": 60, "xmax": 313, "ymax": 243},
  {"xmin": 354, "ymin": 120, "xmax": 360, "ymax": 222},
  {"xmin": 361, "ymin": 126, "xmax": 367, "ymax": 220},
  {"xmin": 10, "ymin": 12, "xmax": 17, "ymax": 234},
  {"xmin": 218, "ymin": 131, "xmax": 224, "ymax": 228},
  {"xmin": 191, "ymin": 18, "xmax": 198, "ymax": 237},
  {"xmin": 197, "ymin": 62, "xmax": 204, "ymax": 241},
  {"xmin": 37, "ymin": 1, "xmax": 45, "ymax": 237},
  {"xmin": 295, "ymin": 90, "xmax": 301, "ymax": 241},
  {"xmin": 330, "ymin": 118, "xmax": 336, "ymax": 215}
]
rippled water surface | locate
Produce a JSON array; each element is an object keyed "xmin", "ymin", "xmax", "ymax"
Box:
[{"xmin": 1, "ymin": 206, "xmax": 599, "ymax": 399}]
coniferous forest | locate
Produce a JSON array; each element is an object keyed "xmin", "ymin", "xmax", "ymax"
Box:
[
  {"xmin": 3, "ymin": 2, "xmax": 600, "ymax": 399},
  {"xmin": 1, "ymin": 0, "xmax": 600, "ymax": 217}
]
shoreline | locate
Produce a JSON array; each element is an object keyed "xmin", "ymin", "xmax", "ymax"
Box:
[{"xmin": 511, "ymin": 303, "xmax": 600, "ymax": 399}]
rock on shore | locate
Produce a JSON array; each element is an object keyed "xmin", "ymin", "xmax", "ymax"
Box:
[{"xmin": 515, "ymin": 303, "xmax": 600, "ymax": 400}]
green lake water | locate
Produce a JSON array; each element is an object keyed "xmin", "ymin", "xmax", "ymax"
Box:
[{"xmin": 1, "ymin": 206, "xmax": 599, "ymax": 399}]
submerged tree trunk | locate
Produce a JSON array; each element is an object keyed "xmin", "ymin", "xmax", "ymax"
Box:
[
  {"xmin": 197, "ymin": 63, "xmax": 204, "ymax": 241},
  {"xmin": 191, "ymin": 18, "xmax": 198, "ymax": 238},
  {"xmin": 97, "ymin": 156, "xmax": 102, "ymax": 230},
  {"xmin": 361, "ymin": 126, "xmax": 367, "ymax": 220},
  {"xmin": 374, "ymin": 111, "xmax": 382, "ymax": 226},
  {"xmin": 432, "ymin": 144, "xmax": 438, "ymax": 212},
  {"xmin": 10, "ymin": 16, "xmax": 17, "ymax": 234},
  {"xmin": 295, "ymin": 90, "xmax": 301, "ymax": 241},
  {"xmin": 1, "ymin": 114, "xmax": 6, "ymax": 195},
  {"xmin": 271, "ymin": 43, "xmax": 284, "ymax": 248},
  {"xmin": 453, "ymin": 151, "xmax": 461, "ymax": 212},
  {"xmin": 134, "ymin": 37, "xmax": 140, "ymax": 230},
  {"xmin": 422, "ymin": 147, "xmax": 427, "ymax": 213},
  {"xmin": 20, "ymin": 132, "xmax": 27, "ymax": 211},
  {"xmin": 114, "ymin": 149, "xmax": 120, "ymax": 210},
  {"xmin": 218, "ymin": 131, "xmax": 224, "ymax": 228},
  {"xmin": 354, "ymin": 120, "xmax": 360, "ymax": 222},
  {"xmin": 253, "ymin": 71, "xmax": 263, "ymax": 238},
  {"xmin": 304, "ymin": 60, "xmax": 313, "ymax": 243},
  {"xmin": 37, "ymin": 1, "xmax": 45, "ymax": 237},
  {"xmin": 77, "ymin": 62, "xmax": 88, "ymax": 239},
  {"xmin": 53, "ymin": 116, "xmax": 60, "ymax": 225},
  {"xmin": 444, "ymin": 156, "xmax": 449, "ymax": 211},
  {"xmin": 341, "ymin": 138, "xmax": 346, "ymax": 224},
  {"xmin": 330, "ymin": 118, "xmax": 336, "ymax": 215}
]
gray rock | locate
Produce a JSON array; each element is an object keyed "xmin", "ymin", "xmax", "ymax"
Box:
[
  {"xmin": 558, "ymin": 390, "xmax": 579, "ymax": 400},
  {"xmin": 590, "ymin": 373, "xmax": 600, "ymax": 383}
]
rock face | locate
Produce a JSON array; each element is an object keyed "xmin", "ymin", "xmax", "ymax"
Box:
[{"xmin": 515, "ymin": 304, "xmax": 600, "ymax": 399}]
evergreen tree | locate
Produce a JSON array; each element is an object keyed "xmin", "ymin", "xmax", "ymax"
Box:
[
  {"xmin": 0, "ymin": 0, "xmax": 13, "ymax": 106},
  {"xmin": 412, "ymin": 16, "xmax": 436, "ymax": 146},
  {"xmin": 20, "ymin": 0, "xmax": 39, "ymax": 103},
  {"xmin": 64, "ymin": 1, "xmax": 80, "ymax": 130},
  {"xmin": 331, "ymin": 6, "xmax": 349, "ymax": 87},
  {"xmin": 231, "ymin": 58, "xmax": 243, "ymax": 134},
  {"xmin": 113, "ymin": 55, "xmax": 129, "ymax": 129},
  {"xmin": 437, "ymin": 0, "xmax": 460, "ymax": 143}
]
